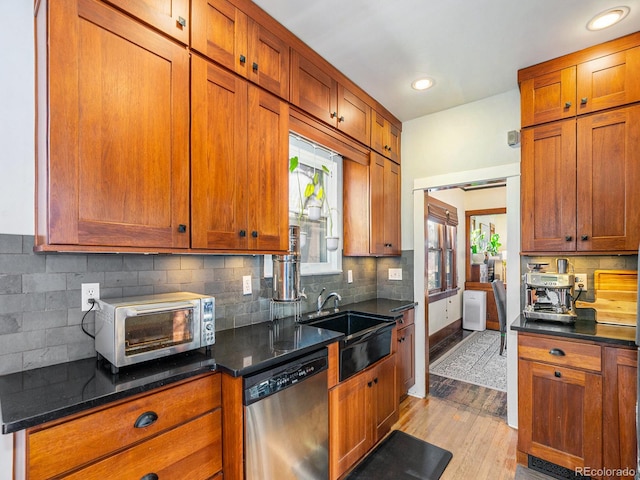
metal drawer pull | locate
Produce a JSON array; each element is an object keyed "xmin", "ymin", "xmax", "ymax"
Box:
[
  {"xmin": 554, "ymin": 371, "xmax": 562, "ymax": 378},
  {"xmin": 549, "ymin": 348, "xmax": 566, "ymax": 357},
  {"xmin": 141, "ymin": 474, "xmax": 159, "ymax": 480},
  {"xmin": 177, "ymin": 16, "xmax": 186, "ymax": 27},
  {"xmin": 134, "ymin": 411, "xmax": 159, "ymax": 429},
  {"xmin": 367, "ymin": 381, "xmax": 373, "ymax": 387}
]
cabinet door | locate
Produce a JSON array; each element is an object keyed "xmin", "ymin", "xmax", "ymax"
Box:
[
  {"xmin": 576, "ymin": 105, "xmax": 640, "ymax": 252},
  {"xmin": 520, "ymin": 67, "xmax": 576, "ymax": 127},
  {"xmin": 337, "ymin": 84, "xmax": 371, "ymax": 145},
  {"xmin": 520, "ymin": 120, "xmax": 577, "ymax": 253},
  {"xmin": 372, "ymin": 354, "xmax": 398, "ymax": 440},
  {"xmin": 518, "ymin": 359, "xmax": 603, "ymax": 471},
  {"xmin": 383, "ymin": 159, "xmax": 401, "ymax": 255},
  {"xmin": 191, "ymin": 55, "xmax": 249, "ymax": 250},
  {"xmin": 398, "ymin": 324, "xmax": 415, "ymax": 397},
  {"xmin": 343, "ymin": 158, "xmax": 370, "ymax": 256},
  {"xmin": 43, "ymin": 0, "xmax": 190, "ymax": 250},
  {"xmin": 577, "ymin": 46, "xmax": 640, "ymax": 115},
  {"xmin": 246, "ymin": 85, "xmax": 289, "ymax": 252},
  {"xmin": 248, "ymin": 19, "xmax": 290, "ymax": 100},
  {"xmin": 329, "ymin": 372, "xmax": 373, "ymax": 480},
  {"xmin": 603, "ymin": 347, "xmax": 638, "ymax": 480},
  {"xmin": 290, "ymin": 50, "xmax": 338, "ymax": 125},
  {"xmin": 103, "ymin": 0, "xmax": 189, "ymax": 44},
  {"xmin": 371, "ymin": 110, "xmax": 401, "ymax": 163},
  {"xmin": 191, "ymin": 0, "xmax": 248, "ymax": 77}
]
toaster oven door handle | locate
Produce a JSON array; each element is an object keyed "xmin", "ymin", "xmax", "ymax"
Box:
[{"xmin": 123, "ymin": 302, "xmax": 195, "ymax": 317}]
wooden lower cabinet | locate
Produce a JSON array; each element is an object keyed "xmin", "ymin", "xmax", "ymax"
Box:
[
  {"xmin": 24, "ymin": 374, "xmax": 222, "ymax": 480},
  {"xmin": 518, "ymin": 333, "xmax": 638, "ymax": 479},
  {"xmin": 329, "ymin": 353, "xmax": 398, "ymax": 480},
  {"xmin": 397, "ymin": 309, "xmax": 415, "ymax": 397}
]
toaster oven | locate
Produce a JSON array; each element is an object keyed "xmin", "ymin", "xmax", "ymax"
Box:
[{"xmin": 95, "ymin": 292, "xmax": 215, "ymax": 374}]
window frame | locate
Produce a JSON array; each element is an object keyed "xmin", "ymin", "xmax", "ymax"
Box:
[{"xmin": 426, "ymin": 196, "xmax": 459, "ymax": 301}]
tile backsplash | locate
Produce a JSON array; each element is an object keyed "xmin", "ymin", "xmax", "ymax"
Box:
[{"xmin": 0, "ymin": 234, "xmax": 414, "ymax": 375}]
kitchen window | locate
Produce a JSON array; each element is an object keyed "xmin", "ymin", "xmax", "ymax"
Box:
[{"xmin": 427, "ymin": 197, "xmax": 458, "ymax": 301}]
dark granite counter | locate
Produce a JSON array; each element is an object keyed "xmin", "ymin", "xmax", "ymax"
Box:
[
  {"xmin": 511, "ymin": 315, "xmax": 636, "ymax": 347},
  {"xmin": 0, "ymin": 298, "xmax": 415, "ymax": 434}
]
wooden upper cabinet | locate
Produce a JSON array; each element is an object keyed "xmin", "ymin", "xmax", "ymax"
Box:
[
  {"xmin": 337, "ymin": 84, "xmax": 371, "ymax": 145},
  {"xmin": 577, "ymin": 46, "xmax": 640, "ymax": 115},
  {"xmin": 35, "ymin": 0, "xmax": 190, "ymax": 251},
  {"xmin": 519, "ymin": 35, "xmax": 640, "ymax": 127},
  {"xmin": 343, "ymin": 159, "xmax": 370, "ymax": 256},
  {"xmin": 191, "ymin": 55, "xmax": 288, "ymax": 253},
  {"xmin": 576, "ymin": 105, "xmax": 640, "ymax": 252},
  {"xmin": 370, "ymin": 153, "xmax": 401, "ymax": 256},
  {"xmin": 290, "ymin": 50, "xmax": 339, "ymax": 125},
  {"xmin": 521, "ymin": 120, "xmax": 577, "ymax": 253},
  {"xmin": 371, "ymin": 109, "xmax": 401, "ymax": 163},
  {"xmin": 520, "ymin": 67, "xmax": 576, "ymax": 128},
  {"xmin": 102, "ymin": 0, "xmax": 189, "ymax": 44},
  {"xmin": 191, "ymin": 0, "xmax": 289, "ymax": 100}
]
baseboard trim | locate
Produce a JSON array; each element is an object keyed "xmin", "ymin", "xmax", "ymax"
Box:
[{"xmin": 428, "ymin": 319, "xmax": 462, "ymax": 353}]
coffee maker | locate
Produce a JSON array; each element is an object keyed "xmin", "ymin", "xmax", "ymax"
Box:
[{"xmin": 523, "ymin": 272, "xmax": 577, "ymax": 323}]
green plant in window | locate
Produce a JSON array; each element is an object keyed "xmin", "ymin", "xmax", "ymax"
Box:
[
  {"xmin": 487, "ymin": 233, "xmax": 502, "ymax": 256},
  {"xmin": 470, "ymin": 228, "xmax": 485, "ymax": 254}
]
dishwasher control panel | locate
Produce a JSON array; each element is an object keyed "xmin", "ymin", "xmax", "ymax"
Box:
[{"xmin": 243, "ymin": 349, "xmax": 328, "ymax": 405}]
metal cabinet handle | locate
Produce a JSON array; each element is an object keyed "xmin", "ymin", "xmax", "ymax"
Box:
[
  {"xmin": 252, "ymin": 62, "xmax": 259, "ymax": 71},
  {"xmin": 554, "ymin": 371, "xmax": 562, "ymax": 378},
  {"xmin": 330, "ymin": 112, "xmax": 338, "ymax": 118},
  {"xmin": 549, "ymin": 348, "xmax": 566, "ymax": 357},
  {"xmin": 565, "ymin": 235, "xmax": 572, "ymax": 242},
  {"xmin": 252, "ymin": 231, "xmax": 258, "ymax": 238},
  {"xmin": 581, "ymin": 97, "xmax": 588, "ymax": 105},
  {"xmin": 339, "ymin": 116, "xmax": 345, "ymax": 122},
  {"xmin": 581, "ymin": 235, "xmax": 588, "ymax": 241},
  {"xmin": 367, "ymin": 381, "xmax": 373, "ymax": 388},
  {"xmin": 239, "ymin": 230, "xmax": 247, "ymax": 237},
  {"xmin": 564, "ymin": 101, "xmax": 572, "ymax": 108},
  {"xmin": 374, "ymin": 377, "xmax": 378, "ymax": 384},
  {"xmin": 177, "ymin": 224, "xmax": 187, "ymax": 233},
  {"xmin": 134, "ymin": 411, "xmax": 158, "ymax": 428},
  {"xmin": 239, "ymin": 54, "xmax": 246, "ymax": 64},
  {"xmin": 177, "ymin": 16, "xmax": 186, "ymax": 27},
  {"xmin": 141, "ymin": 474, "xmax": 159, "ymax": 480}
]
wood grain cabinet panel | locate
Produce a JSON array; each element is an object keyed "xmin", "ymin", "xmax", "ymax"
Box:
[
  {"xmin": 26, "ymin": 374, "xmax": 221, "ymax": 480},
  {"xmin": 191, "ymin": 55, "xmax": 288, "ymax": 252},
  {"xmin": 520, "ymin": 67, "xmax": 576, "ymax": 128},
  {"xmin": 371, "ymin": 154, "xmax": 401, "ymax": 255},
  {"xmin": 290, "ymin": 50, "xmax": 339, "ymax": 125},
  {"xmin": 35, "ymin": 0, "xmax": 190, "ymax": 251},
  {"xmin": 191, "ymin": 0, "xmax": 289, "ymax": 100},
  {"xmin": 102, "ymin": 0, "xmax": 190, "ymax": 44},
  {"xmin": 371, "ymin": 109, "xmax": 401, "ymax": 163},
  {"xmin": 337, "ymin": 84, "xmax": 371, "ymax": 146}
]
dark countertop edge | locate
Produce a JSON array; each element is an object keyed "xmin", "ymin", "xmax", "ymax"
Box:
[
  {"xmin": 215, "ymin": 333, "xmax": 344, "ymax": 378},
  {"xmin": 510, "ymin": 317, "xmax": 636, "ymax": 348},
  {"xmin": 2, "ymin": 364, "xmax": 217, "ymax": 435}
]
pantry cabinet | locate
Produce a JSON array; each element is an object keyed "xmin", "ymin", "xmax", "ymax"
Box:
[
  {"xmin": 521, "ymin": 105, "xmax": 640, "ymax": 254},
  {"xmin": 191, "ymin": 0, "xmax": 290, "ymax": 100},
  {"xmin": 35, "ymin": 0, "xmax": 190, "ymax": 252},
  {"xmin": 191, "ymin": 55, "xmax": 289, "ymax": 252},
  {"xmin": 329, "ymin": 353, "xmax": 398, "ymax": 480},
  {"xmin": 24, "ymin": 374, "xmax": 222, "ymax": 480},
  {"xmin": 101, "ymin": 0, "xmax": 190, "ymax": 44},
  {"xmin": 371, "ymin": 109, "xmax": 401, "ymax": 164}
]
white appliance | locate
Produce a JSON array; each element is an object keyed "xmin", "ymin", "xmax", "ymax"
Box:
[{"xmin": 463, "ymin": 290, "xmax": 486, "ymax": 331}]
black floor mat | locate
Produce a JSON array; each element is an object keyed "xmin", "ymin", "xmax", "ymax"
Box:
[{"xmin": 346, "ymin": 430, "xmax": 453, "ymax": 480}]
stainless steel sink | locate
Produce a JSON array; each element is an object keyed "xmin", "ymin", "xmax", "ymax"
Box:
[{"xmin": 304, "ymin": 313, "xmax": 394, "ymax": 381}]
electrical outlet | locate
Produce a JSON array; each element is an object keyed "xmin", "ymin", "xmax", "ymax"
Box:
[
  {"xmin": 574, "ymin": 273, "xmax": 588, "ymax": 292},
  {"xmin": 242, "ymin": 275, "xmax": 252, "ymax": 295},
  {"xmin": 347, "ymin": 270, "xmax": 353, "ymax": 283},
  {"xmin": 81, "ymin": 283, "xmax": 100, "ymax": 311},
  {"xmin": 388, "ymin": 268, "xmax": 402, "ymax": 281}
]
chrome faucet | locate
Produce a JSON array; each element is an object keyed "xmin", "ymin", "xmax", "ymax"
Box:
[{"xmin": 316, "ymin": 288, "xmax": 342, "ymax": 313}]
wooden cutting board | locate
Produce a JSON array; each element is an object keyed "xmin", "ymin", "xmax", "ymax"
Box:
[{"xmin": 574, "ymin": 269, "xmax": 637, "ymax": 326}]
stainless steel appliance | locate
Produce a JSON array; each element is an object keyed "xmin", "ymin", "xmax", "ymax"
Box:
[
  {"xmin": 523, "ymin": 272, "xmax": 577, "ymax": 323},
  {"xmin": 244, "ymin": 348, "xmax": 328, "ymax": 480},
  {"xmin": 272, "ymin": 225, "xmax": 305, "ymax": 302},
  {"xmin": 95, "ymin": 292, "xmax": 215, "ymax": 374}
]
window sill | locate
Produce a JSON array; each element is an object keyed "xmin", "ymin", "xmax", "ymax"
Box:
[{"xmin": 428, "ymin": 288, "xmax": 459, "ymax": 303}]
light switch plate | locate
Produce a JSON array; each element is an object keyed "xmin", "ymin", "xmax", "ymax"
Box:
[
  {"xmin": 242, "ymin": 275, "xmax": 252, "ymax": 295},
  {"xmin": 388, "ymin": 268, "xmax": 402, "ymax": 281},
  {"xmin": 347, "ymin": 270, "xmax": 353, "ymax": 283}
]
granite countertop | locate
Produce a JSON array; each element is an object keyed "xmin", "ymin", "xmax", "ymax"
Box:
[
  {"xmin": 511, "ymin": 315, "xmax": 636, "ymax": 347},
  {"xmin": 0, "ymin": 298, "xmax": 416, "ymax": 434}
]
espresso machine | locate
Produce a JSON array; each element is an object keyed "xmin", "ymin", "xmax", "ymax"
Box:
[{"xmin": 523, "ymin": 272, "xmax": 577, "ymax": 323}]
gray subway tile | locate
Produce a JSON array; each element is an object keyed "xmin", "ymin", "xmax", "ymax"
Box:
[
  {"xmin": 224, "ymin": 256, "xmax": 244, "ymax": 269},
  {"xmin": 87, "ymin": 255, "xmax": 124, "ymax": 272},
  {"xmin": 138, "ymin": 270, "xmax": 167, "ymax": 286},
  {"xmin": 123, "ymin": 255, "xmax": 154, "ymax": 271},
  {"xmin": 46, "ymin": 254, "xmax": 87, "ymax": 273},
  {"xmin": 22, "ymin": 273, "xmax": 67, "ymax": 293},
  {"xmin": 0, "ymin": 313, "xmax": 22, "ymax": 334},
  {"xmin": 22, "ymin": 310, "xmax": 68, "ymax": 332},
  {"xmin": 154, "ymin": 256, "xmax": 181, "ymax": 270},
  {"xmin": 0, "ymin": 234, "xmax": 24, "ymax": 254},
  {"xmin": 181, "ymin": 256, "xmax": 204, "ymax": 270},
  {"xmin": 23, "ymin": 346, "xmax": 68, "ymax": 371},
  {"xmin": 0, "ymin": 253, "xmax": 46, "ymax": 274},
  {"xmin": 203, "ymin": 256, "xmax": 225, "ymax": 269},
  {"xmin": 104, "ymin": 271, "xmax": 139, "ymax": 288},
  {"xmin": 0, "ymin": 352, "xmax": 23, "ymax": 375},
  {"xmin": 66, "ymin": 272, "xmax": 105, "ymax": 290},
  {"xmin": 0, "ymin": 331, "xmax": 46, "ymax": 355},
  {"xmin": 0, "ymin": 274, "xmax": 21, "ymax": 294},
  {"xmin": 167, "ymin": 269, "xmax": 192, "ymax": 284}
]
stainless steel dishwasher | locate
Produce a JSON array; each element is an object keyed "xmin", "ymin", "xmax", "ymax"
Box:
[{"xmin": 243, "ymin": 348, "xmax": 329, "ymax": 480}]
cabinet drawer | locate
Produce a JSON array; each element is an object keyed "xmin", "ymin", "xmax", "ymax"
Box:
[
  {"xmin": 64, "ymin": 409, "xmax": 222, "ymax": 479},
  {"xmin": 396, "ymin": 308, "xmax": 414, "ymax": 327},
  {"xmin": 519, "ymin": 335, "xmax": 601, "ymax": 372},
  {"xmin": 28, "ymin": 374, "xmax": 220, "ymax": 480}
]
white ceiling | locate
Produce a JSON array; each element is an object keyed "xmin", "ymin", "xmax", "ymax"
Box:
[{"xmin": 253, "ymin": 0, "xmax": 640, "ymax": 122}]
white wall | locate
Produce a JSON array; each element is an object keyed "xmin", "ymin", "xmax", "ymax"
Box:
[
  {"xmin": 0, "ymin": 1, "xmax": 35, "ymax": 236},
  {"xmin": 401, "ymin": 89, "xmax": 521, "ymax": 250}
]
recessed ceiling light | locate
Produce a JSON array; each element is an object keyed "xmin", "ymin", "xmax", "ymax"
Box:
[
  {"xmin": 411, "ymin": 77, "xmax": 434, "ymax": 91},
  {"xmin": 587, "ymin": 6, "xmax": 630, "ymax": 30}
]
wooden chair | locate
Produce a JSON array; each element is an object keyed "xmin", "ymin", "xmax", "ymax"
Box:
[{"xmin": 491, "ymin": 279, "xmax": 507, "ymax": 356}]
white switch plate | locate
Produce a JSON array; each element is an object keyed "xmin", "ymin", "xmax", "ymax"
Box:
[
  {"xmin": 347, "ymin": 270, "xmax": 353, "ymax": 283},
  {"xmin": 574, "ymin": 273, "xmax": 588, "ymax": 292},
  {"xmin": 388, "ymin": 268, "xmax": 402, "ymax": 281},
  {"xmin": 81, "ymin": 283, "xmax": 100, "ymax": 311},
  {"xmin": 242, "ymin": 275, "xmax": 252, "ymax": 295}
]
